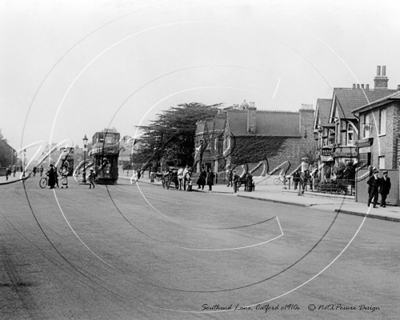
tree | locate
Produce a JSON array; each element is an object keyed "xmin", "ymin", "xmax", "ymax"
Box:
[
  {"xmin": 300, "ymin": 142, "xmax": 318, "ymax": 166},
  {"xmin": 135, "ymin": 102, "xmax": 221, "ymax": 171},
  {"xmin": 0, "ymin": 129, "xmax": 16, "ymax": 167}
]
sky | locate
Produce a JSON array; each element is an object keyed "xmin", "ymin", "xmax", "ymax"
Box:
[{"xmin": 1, "ymin": 0, "xmax": 400, "ymax": 161}]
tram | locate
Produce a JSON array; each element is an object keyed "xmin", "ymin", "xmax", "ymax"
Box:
[{"xmin": 89, "ymin": 130, "xmax": 120, "ymax": 184}]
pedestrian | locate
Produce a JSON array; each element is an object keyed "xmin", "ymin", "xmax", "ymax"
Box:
[
  {"xmin": 54, "ymin": 167, "xmax": 59, "ymax": 188},
  {"xmin": 185, "ymin": 170, "xmax": 193, "ymax": 191},
  {"xmin": 293, "ymin": 169, "xmax": 300, "ymax": 190},
  {"xmin": 39, "ymin": 165, "xmax": 44, "ymax": 177},
  {"xmin": 226, "ymin": 168, "xmax": 233, "ymax": 187},
  {"xmin": 367, "ymin": 169, "xmax": 381, "ymax": 208},
  {"xmin": 177, "ymin": 166, "xmax": 184, "ymax": 190},
  {"xmin": 5, "ymin": 166, "xmax": 11, "ymax": 181},
  {"xmin": 137, "ymin": 170, "xmax": 141, "ymax": 180},
  {"xmin": 60, "ymin": 166, "xmax": 69, "ymax": 188},
  {"xmin": 88, "ymin": 168, "xmax": 96, "ymax": 189},
  {"xmin": 182, "ymin": 165, "xmax": 190, "ymax": 191},
  {"xmin": 233, "ymin": 170, "xmax": 240, "ymax": 193},
  {"xmin": 12, "ymin": 164, "xmax": 16, "ymax": 177},
  {"xmin": 379, "ymin": 171, "xmax": 391, "ymax": 207},
  {"xmin": 206, "ymin": 168, "xmax": 215, "ymax": 191},
  {"xmin": 197, "ymin": 168, "xmax": 206, "ymax": 190},
  {"xmin": 245, "ymin": 172, "xmax": 254, "ymax": 192},
  {"xmin": 33, "ymin": 166, "xmax": 37, "ymax": 177},
  {"xmin": 46, "ymin": 164, "xmax": 56, "ymax": 189}
]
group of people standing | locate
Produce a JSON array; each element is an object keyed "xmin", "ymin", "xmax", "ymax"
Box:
[
  {"xmin": 45, "ymin": 164, "xmax": 70, "ymax": 189},
  {"xmin": 226, "ymin": 169, "xmax": 254, "ymax": 193},
  {"xmin": 196, "ymin": 168, "xmax": 215, "ymax": 191},
  {"xmin": 367, "ymin": 170, "xmax": 391, "ymax": 208},
  {"xmin": 4, "ymin": 164, "xmax": 17, "ymax": 181}
]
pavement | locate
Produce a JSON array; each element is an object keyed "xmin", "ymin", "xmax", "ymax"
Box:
[{"xmin": 2, "ymin": 172, "xmax": 399, "ymax": 223}]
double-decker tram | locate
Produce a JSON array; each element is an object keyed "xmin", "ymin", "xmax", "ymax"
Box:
[{"xmin": 89, "ymin": 131, "xmax": 120, "ymax": 184}]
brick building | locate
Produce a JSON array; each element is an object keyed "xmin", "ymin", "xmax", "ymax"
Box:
[
  {"xmin": 314, "ymin": 65, "xmax": 398, "ymax": 178},
  {"xmin": 352, "ymin": 91, "xmax": 400, "ymax": 170},
  {"xmin": 194, "ymin": 101, "xmax": 315, "ymax": 175}
]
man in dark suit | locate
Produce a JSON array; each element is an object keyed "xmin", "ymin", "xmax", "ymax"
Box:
[
  {"xmin": 367, "ymin": 169, "xmax": 381, "ymax": 208},
  {"xmin": 379, "ymin": 171, "xmax": 391, "ymax": 208}
]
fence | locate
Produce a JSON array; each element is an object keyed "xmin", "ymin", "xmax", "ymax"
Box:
[{"xmin": 315, "ymin": 179, "xmax": 355, "ymax": 196}]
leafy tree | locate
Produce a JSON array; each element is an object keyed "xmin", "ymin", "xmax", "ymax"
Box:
[
  {"xmin": 0, "ymin": 129, "xmax": 16, "ymax": 167},
  {"xmin": 135, "ymin": 102, "xmax": 221, "ymax": 171}
]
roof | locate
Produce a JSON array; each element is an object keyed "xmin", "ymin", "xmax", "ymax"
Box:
[
  {"xmin": 331, "ymin": 88, "xmax": 398, "ymax": 120},
  {"xmin": 315, "ymin": 99, "xmax": 333, "ymax": 127},
  {"xmin": 227, "ymin": 110, "xmax": 301, "ymax": 137},
  {"xmin": 352, "ymin": 90, "xmax": 400, "ymax": 114}
]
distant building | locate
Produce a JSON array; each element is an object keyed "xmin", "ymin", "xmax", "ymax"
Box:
[
  {"xmin": 0, "ymin": 139, "xmax": 17, "ymax": 168},
  {"xmin": 195, "ymin": 101, "xmax": 315, "ymax": 175}
]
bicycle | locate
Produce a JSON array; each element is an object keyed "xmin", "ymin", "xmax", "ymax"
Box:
[
  {"xmin": 274, "ymin": 175, "xmax": 288, "ymax": 185},
  {"xmin": 39, "ymin": 176, "xmax": 48, "ymax": 188}
]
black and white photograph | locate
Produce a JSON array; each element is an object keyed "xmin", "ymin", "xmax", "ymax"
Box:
[{"xmin": 0, "ymin": 0, "xmax": 399, "ymax": 319}]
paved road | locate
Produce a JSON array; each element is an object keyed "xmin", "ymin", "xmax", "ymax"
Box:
[{"xmin": 0, "ymin": 178, "xmax": 398, "ymax": 319}]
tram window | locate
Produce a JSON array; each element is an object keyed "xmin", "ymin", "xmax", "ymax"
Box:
[
  {"xmin": 98, "ymin": 133, "xmax": 104, "ymax": 143},
  {"xmin": 105, "ymin": 135, "xmax": 114, "ymax": 144}
]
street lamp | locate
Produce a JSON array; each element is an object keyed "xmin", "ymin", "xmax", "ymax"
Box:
[
  {"xmin": 23, "ymin": 149, "xmax": 26, "ymax": 177},
  {"xmin": 83, "ymin": 134, "xmax": 88, "ymax": 183}
]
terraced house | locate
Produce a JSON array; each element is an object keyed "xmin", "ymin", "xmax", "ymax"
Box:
[{"xmin": 314, "ymin": 66, "xmax": 398, "ymax": 178}]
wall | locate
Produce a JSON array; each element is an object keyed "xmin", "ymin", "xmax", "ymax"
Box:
[{"xmin": 368, "ymin": 103, "xmax": 397, "ymax": 169}]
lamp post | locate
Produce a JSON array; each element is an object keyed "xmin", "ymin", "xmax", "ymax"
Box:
[
  {"xmin": 23, "ymin": 149, "xmax": 26, "ymax": 177},
  {"xmin": 83, "ymin": 134, "xmax": 88, "ymax": 183}
]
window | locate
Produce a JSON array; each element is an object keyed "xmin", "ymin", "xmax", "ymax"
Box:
[
  {"xmin": 379, "ymin": 109, "xmax": 386, "ymax": 135},
  {"xmin": 378, "ymin": 156, "xmax": 385, "ymax": 169},
  {"xmin": 364, "ymin": 113, "xmax": 371, "ymax": 138},
  {"xmin": 347, "ymin": 123, "xmax": 354, "ymax": 145}
]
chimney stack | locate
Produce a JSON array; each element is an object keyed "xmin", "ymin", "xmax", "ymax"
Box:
[
  {"xmin": 247, "ymin": 102, "xmax": 257, "ymax": 134},
  {"xmin": 374, "ymin": 65, "xmax": 388, "ymax": 89}
]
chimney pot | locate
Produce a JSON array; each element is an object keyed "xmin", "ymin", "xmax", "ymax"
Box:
[
  {"xmin": 353, "ymin": 84, "xmax": 356, "ymax": 89},
  {"xmin": 397, "ymin": 84, "xmax": 400, "ymax": 90},
  {"xmin": 382, "ymin": 66, "xmax": 386, "ymax": 76},
  {"xmin": 361, "ymin": 84, "xmax": 364, "ymax": 89},
  {"xmin": 377, "ymin": 66, "xmax": 381, "ymax": 76},
  {"xmin": 357, "ymin": 84, "xmax": 360, "ymax": 89},
  {"xmin": 366, "ymin": 84, "xmax": 370, "ymax": 90}
]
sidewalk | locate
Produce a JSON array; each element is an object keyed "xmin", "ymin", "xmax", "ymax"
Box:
[
  {"xmin": 0, "ymin": 173, "xmax": 30, "ymax": 185},
  {"xmin": 123, "ymin": 175, "xmax": 400, "ymax": 223}
]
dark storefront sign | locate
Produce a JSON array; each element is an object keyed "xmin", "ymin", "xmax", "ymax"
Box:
[
  {"xmin": 334, "ymin": 151, "xmax": 357, "ymax": 158},
  {"xmin": 322, "ymin": 148, "xmax": 333, "ymax": 156}
]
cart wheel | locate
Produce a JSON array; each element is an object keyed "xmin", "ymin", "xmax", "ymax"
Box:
[
  {"xmin": 274, "ymin": 178, "xmax": 280, "ymax": 185},
  {"xmin": 39, "ymin": 178, "xmax": 47, "ymax": 189}
]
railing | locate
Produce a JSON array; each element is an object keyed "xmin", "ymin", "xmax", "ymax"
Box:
[{"xmin": 313, "ymin": 179, "xmax": 355, "ymax": 196}]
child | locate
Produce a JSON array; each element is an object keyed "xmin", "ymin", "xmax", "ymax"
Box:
[
  {"xmin": 60, "ymin": 166, "xmax": 68, "ymax": 188},
  {"xmin": 88, "ymin": 168, "xmax": 96, "ymax": 189}
]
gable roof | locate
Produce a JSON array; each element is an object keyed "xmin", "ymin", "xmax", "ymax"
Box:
[
  {"xmin": 352, "ymin": 90, "xmax": 400, "ymax": 115},
  {"xmin": 315, "ymin": 98, "xmax": 333, "ymax": 127},
  {"xmin": 226, "ymin": 110, "xmax": 301, "ymax": 137},
  {"xmin": 331, "ymin": 88, "xmax": 398, "ymax": 120}
]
